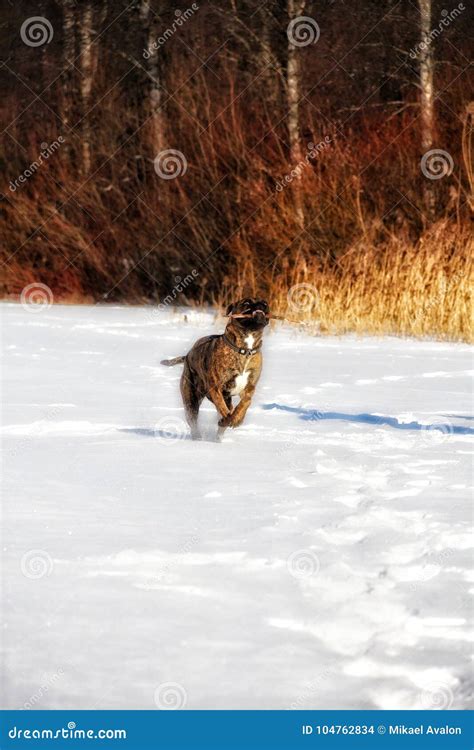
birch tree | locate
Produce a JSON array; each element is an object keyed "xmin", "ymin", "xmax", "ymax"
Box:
[
  {"xmin": 287, "ymin": 0, "xmax": 307, "ymax": 228},
  {"xmin": 418, "ymin": 0, "xmax": 436, "ymax": 218},
  {"xmin": 76, "ymin": 2, "xmax": 108, "ymax": 175},
  {"xmin": 60, "ymin": 0, "xmax": 76, "ymax": 131},
  {"xmin": 418, "ymin": 0, "xmax": 435, "ymax": 152},
  {"xmin": 79, "ymin": 2, "xmax": 94, "ymax": 174},
  {"xmin": 140, "ymin": 0, "xmax": 165, "ymax": 155},
  {"xmin": 287, "ymin": 0, "xmax": 305, "ymax": 166}
]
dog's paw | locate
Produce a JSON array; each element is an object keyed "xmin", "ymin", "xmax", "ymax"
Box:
[{"xmin": 218, "ymin": 415, "xmax": 232, "ymax": 428}]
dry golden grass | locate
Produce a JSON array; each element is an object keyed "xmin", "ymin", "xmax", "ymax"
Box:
[
  {"xmin": 1, "ymin": 92, "xmax": 472, "ymax": 342},
  {"xmin": 219, "ymin": 225, "xmax": 473, "ymax": 342}
]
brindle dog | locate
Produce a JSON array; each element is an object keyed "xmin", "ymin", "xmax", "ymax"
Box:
[{"xmin": 161, "ymin": 298, "xmax": 270, "ymax": 440}]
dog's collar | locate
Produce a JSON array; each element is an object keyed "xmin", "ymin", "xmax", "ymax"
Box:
[{"xmin": 222, "ymin": 334, "xmax": 261, "ymax": 357}]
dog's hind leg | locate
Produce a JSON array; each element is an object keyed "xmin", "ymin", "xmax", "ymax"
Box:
[{"xmin": 180, "ymin": 364, "xmax": 203, "ymax": 440}]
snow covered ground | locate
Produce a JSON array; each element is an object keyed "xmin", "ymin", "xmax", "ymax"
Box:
[{"xmin": 1, "ymin": 302, "xmax": 473, "ymax": 711}]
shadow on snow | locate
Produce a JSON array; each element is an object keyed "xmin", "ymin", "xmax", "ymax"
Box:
[{"xmin": 262, "ymin": 403, "xmax": 474, "ymax": 435}]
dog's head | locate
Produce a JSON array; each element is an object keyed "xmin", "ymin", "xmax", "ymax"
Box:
[{"xmin": 225, "ymin": 298, "xmax": 270, "ymax": 331}]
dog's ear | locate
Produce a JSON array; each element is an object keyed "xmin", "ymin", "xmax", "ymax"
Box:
[{"xmin": 225, "ymin": 302, "xmax": 235, "ymax": 316}]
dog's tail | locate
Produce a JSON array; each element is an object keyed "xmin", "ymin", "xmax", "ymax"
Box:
[{"xmin": 160, "ymin": 355, "xmax": 186, "ymax": 367}]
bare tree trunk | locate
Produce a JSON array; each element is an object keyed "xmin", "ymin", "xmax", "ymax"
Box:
[
  {"xmin": 140, "ymin": 0, "xmax": 165, "ymax": 155},
  {"xmin": 418, "ymin": 0, "xmax": 435, "ymax": 219},
  {"xmin": 287, "ymin": 0, "xmax": 306, "ymax": 228},
  {"xmin": 79, "ymin": 2, "xmax": 94, "ymax": 175},
  {"xmin": 60, "ymin": 0, "xmax": 76, "ymax": 130},
  {"xmin": 39, "ymin": 0, "xmax": 49, "ymax": 90},
  {"xmin": 287, "ymin": 0, "xmax": 305, "ymax": 165},
  {"xmin": 258, "ymin": 6, "xmax": 280, "ymax": 104}
]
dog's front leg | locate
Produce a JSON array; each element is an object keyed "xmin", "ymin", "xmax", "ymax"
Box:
[
  {"xmin": 227, "ymin": 384, "xmax": 256, "ymax": 428},
  {"xmin": 209, "ymin": 386, "xmax": 232, "ymax": 421},
  {"xmin": 217, "ymin": 389, "xmax": 253, "ymax": 440}
]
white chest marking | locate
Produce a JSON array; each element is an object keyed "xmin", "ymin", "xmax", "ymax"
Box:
[
  {"xmin": 230, "ymin": 370, "xmax": 250, "ymax": 395},
  {"xmin": 229, "ymin": 335, "xmax": 256, "ymax": 395},
  {"xmin": 244, "ymin": 334, "xmax": 255, "ymax": 349}
]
